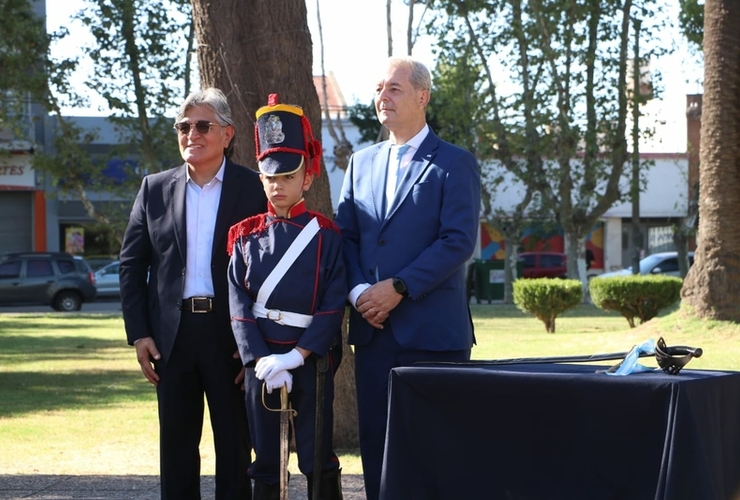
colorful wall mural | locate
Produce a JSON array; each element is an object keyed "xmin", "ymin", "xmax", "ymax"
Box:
[{"xmin": 480, "ymin": 221, "xmax": 604, "ymax": 271}]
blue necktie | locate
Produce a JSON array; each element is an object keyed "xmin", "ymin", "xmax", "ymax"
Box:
[
  {"xmin": 385, "ymin": 144, "xmax": 410, "ymax": 215},
  {"xmin": 394, "ymin": 144, "xmax": 411, "ymax": 191}
]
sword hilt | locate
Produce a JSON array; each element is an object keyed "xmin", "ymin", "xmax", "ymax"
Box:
[
  {"xmin": 655, "ymin": 337, "xmax": 703, "ymax": 375},
  {"xmin": 261, "ymin": 382, "xmax": 298, "ymax": 416}
]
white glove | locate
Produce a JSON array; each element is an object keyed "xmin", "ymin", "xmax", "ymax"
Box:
[
  {"xmin": 255, "ymin": 349, "xmax": 304, "ymax": 380},
  {"xmin": 264, "ymin": 370, "xmax": 293, "ymax": 394}
]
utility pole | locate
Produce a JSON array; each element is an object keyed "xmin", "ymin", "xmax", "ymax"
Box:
[{"xmin": 630, "ymin": 18, "xmax": 642, "ymax": 275}]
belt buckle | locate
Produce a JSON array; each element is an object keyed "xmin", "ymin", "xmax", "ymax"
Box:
[
  {"xmin": 191, "ymin": 297, "xmax": 212, "ymax": 313},
  {"xmin": 266, "ymin": 309, "xmax": 284, "ymax": 324}
]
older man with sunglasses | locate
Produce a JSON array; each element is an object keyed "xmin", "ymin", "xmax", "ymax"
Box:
[{"xmin": 120, "ymin": 88, "xmax": 267, "ymax": 500}]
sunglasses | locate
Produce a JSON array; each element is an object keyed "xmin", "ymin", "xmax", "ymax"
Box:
[{"xmin": 173, "ymin": 120, "xmax": 224, "ymax": 135}]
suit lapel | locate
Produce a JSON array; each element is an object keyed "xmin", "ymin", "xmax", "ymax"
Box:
[
  {"xmin": 169, "ymin": 164, "xmax": 188, "ymax": 264},
  {"xmin": 386, "ymin": 134, "xmax": 438, "ymax": 219}
]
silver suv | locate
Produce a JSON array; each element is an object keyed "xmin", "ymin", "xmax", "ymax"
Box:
[{"xmin": 0, "ymin": 252, "xmax": 97, "ymax": 311}]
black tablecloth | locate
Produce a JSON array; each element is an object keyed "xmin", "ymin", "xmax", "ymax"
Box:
[{"xmin": 381, "ymin": 363, "xmax": 740, "ymax": 500}]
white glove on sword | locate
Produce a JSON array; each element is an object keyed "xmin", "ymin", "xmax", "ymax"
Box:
[{"xmin": 255, "ymin": 349, "xmax": 304, "ymax": 380}]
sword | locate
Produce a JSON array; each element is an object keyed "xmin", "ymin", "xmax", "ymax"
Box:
[
  {"xmin": 279, "ymin": 385, "xmax": 292, "ymax": 500},
  {"xmin": 262, "ymin": 383, "xmax": 297, "ymax": 500},
  {"xmin": 418, "ymin": 337, "xmax": 702, "ymax": 374}
]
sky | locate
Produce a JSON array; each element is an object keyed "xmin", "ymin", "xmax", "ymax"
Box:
[
  {"xmin": 45, "ymin": 1, "xmax": 702, "ymax": 152},
  {"xmin": 45, "ymin": 1, "xmax": 436, "ymax": 112}
]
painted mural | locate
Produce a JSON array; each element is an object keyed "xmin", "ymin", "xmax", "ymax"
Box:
[{"xmin": 480, "ymin": 221, "xmax": 604, "ymax": 271}]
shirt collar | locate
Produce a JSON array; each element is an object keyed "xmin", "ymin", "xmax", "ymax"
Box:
[
  {"xmin": 185, "ymin": 157, "xmax": 226, "ymax": 185},
  {"xmin": 268, "ymin": 198, "xmax": 308, "ymax": 219},
  {"xmin": 393, "ymin": 124, "xmax": 430, "ymax": 152}
]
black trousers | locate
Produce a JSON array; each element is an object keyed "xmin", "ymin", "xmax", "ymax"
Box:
[
  {"xmin": 156, "ymin": 311, "xmax": 252, "ymax": 500},
  {"xmin": 244, "ymin": 350, "xmax": 341, "ymax": 484},
  {"xmin": 354, "ymin": 326, "xmax": 470, "ymax": 500}
]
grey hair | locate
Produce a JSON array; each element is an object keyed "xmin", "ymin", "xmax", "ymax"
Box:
[
  {"xmin": 176, "ymin": 87, "xmax": 235, "ymax": 157},
  {"xmin": 176, "ymin": 87, "xmax": 234, "ymax": 126},
  {"xmin": 387, "ymin": 56, "xmax": 432, "ymax": 92}
]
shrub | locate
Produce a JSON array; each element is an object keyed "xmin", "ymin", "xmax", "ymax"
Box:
[
  {"xmin": 589, "ymin": 275, "xmax": 683, "ymax": 328},
  {"xmin": 512, "ymin": 278, "xmax": 583, "ymax": 333}
]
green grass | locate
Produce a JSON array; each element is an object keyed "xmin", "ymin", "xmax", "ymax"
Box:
[{"xmin": 2, "ymin": 305, "xmax": 739, "ymax": 476}]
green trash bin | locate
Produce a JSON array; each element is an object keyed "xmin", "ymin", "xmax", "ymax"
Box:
[
  {"xmin": 471, "ymin": 259, "xmax": 523, "ymax": 303},
  {"xmin": 474, "ymin": 259, "xmax": 504, "ymax": 303}
]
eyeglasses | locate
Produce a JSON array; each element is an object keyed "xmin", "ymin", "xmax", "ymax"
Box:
[{"xmin": 173, "ymin": 120, "xmax": 224, "ymax": 135}]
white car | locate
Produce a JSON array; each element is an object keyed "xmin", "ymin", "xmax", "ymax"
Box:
[
  {"xmin": 94, "ymin": 260, "xmax": 120, "ymax": 297},
  {"xmin": 596, "ymin": 251, "xmax": 694, "ymax": 279}
]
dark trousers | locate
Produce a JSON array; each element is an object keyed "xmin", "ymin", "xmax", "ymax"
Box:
[
  {"xmin": 244, "ymin": 351, "xmax": 341, "ymax": 483},
  {"xmin": 156, "ymin": 311, "xmax": 252, "ymax": 500},
  {"xmin": 354, "ymin": 326, "xmax": 470, "ymax": 500}
]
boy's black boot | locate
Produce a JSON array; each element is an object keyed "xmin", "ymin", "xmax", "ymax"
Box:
[
  {"xmin": 252, "ymin": 479, "xmax": 280, "ymax": 500},
  {"xmin": 307, "ymin": 468, "xmax": 343, "ymax": 500}
]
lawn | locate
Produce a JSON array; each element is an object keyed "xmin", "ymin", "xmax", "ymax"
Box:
[{"xmin": 1, "ymin": 304, "xmax": 739, "ymax": 476}]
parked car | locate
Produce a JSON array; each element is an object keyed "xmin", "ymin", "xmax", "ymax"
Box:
[
  {"xmin": 519, "ymin": 252, "xmax": 568, "ymax": 279},
  {"xmin": 0, "ymin": 252, "xmax": 97, "ymax": 311},
  {"xmin": 595, "ymin": 251, "xmax": 695, "ymax": 279},
  {"xmin": 94, "ymin": 260, "xmax": 120, "ymax": 297},
  {"xmin": 85, "ymin": 256, "xmax": 117, "ymax": 271}
]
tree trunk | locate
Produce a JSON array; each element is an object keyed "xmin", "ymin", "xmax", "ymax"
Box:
[
  {"xmin": 190, "ymin": 0, "xmax": 331, "ymax": 212},
  {"xmin": 681, "ymin": 0, "xmax": 740, "ymax": 321},
  {"xmin": 190, "ymin": 0, "xmax": 358, "ymax": 447}
]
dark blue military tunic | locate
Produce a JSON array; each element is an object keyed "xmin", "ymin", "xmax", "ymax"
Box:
[{"xmin": 227, "ymin": 200, "xmax": 346, "ymax": 483}]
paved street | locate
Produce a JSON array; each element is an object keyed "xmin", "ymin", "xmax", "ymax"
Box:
[
  {"xmin": 0, "ymin": 474, "xmax": 367, "ymax": 499},
  {"xmin": 0, "ymin": 298, "xmax": 122, "ymax": 315}
]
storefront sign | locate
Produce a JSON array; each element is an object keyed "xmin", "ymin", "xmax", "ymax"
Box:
[{"xmin": 0, "ymin": 153, "xmax": 35, "ymax": 188}]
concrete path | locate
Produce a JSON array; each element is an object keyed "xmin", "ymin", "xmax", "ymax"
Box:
[{"xmin": 0, "ymin": 474, "xmax": 366, "ymax": 499}]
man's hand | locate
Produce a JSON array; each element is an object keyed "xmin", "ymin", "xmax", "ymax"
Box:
[
  {"xmin": 255, "ymin": 349, "xmax": 305, "ymax": 380},
  {"xmin": 264, "ymin": 370, "xmax": 293, "ymax": 394},
  {"xmin": 233, "ymin": 350, "xmax": 246, "ymax": 391},
  {"xmin": 356, "ymin": 279, "xmax": 404, "ymax": 328},
  {"xmin": 135, "ymin": 337, "xmax": 161, "ymax": 386}
]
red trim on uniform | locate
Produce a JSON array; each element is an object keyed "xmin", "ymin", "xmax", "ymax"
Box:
[
  {"xmin": 265, "ymin": 338, "xmax": 299, "ymax": 346},
  {"xmin": 311, "ymin": 231, "xmax": 322, "ymax": 313},
  {"xmin": 257, "ymin": 145, "xmax": 308, "ymax": 161},
  {"xmin": 283, "ymin": 200, "xmax": 308, "ymax": 219},
  {"xmin": 313, "ymin": 309, "xmax": 342, "ymax": 316},
  {"xmin": 227, "ymin": 214, "xmax": 268, "ymax": 255},
  {"xmin": 301, "ymin": 114, "xmax": 322, "ymax": 177},
  {"xmin": 308, "ymin": 211, "xmax": 341, "ymax": 234},
  {"xmin": 231, "ymin": 316, "xmax": 257, "ymax": 324}
]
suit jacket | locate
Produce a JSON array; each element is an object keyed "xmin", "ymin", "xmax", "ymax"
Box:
[
  {"xmin": 334, "ymin": 128, "xmax": 481, "ymax": 351},
  {"xmin": 120, "ymin": 159, "xmax": 267, "ymax": 365}
]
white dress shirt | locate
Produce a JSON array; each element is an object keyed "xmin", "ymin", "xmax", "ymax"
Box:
[{"xmin": 182, "ymin": 160, "xmax": 225, "ymax": 299}]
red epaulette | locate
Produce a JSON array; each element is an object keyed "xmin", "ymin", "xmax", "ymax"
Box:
[
  {"xmin": 227, "ymin": 214, "xmax": 267, "ymax": 255},
  {"xmin": 308, "ymin": 211, "xmax": 341, "ymax": 234}
]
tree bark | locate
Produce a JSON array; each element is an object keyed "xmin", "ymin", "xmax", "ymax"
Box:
[
  {"xmin": 681, "ymin": 0, "xmax": 740, "ymax": 321},
  {"xmin": 190, "ymin": 0, "xmax": 358, "ymax": 447},
  {"xmin": 190, "ymin": 0, "xmax": 331, "ymax": 212}
]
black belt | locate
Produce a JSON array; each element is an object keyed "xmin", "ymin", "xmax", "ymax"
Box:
[{"xmin": 180, "ymin": 296, "xmax": 215, "ymax": 313}]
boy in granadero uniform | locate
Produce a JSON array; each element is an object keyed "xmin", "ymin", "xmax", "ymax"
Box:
[{"xmin": 227, "ymin": 94, "xmax": 346, "ymax": 500}]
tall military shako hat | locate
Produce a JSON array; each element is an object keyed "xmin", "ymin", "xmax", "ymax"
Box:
[{"xmin": 255, "ymin": 93, "xmax": 322, "ymax": 177}]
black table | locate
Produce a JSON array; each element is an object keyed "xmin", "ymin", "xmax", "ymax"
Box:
[{"xmin": 381, "ymin": 363, "xmax": 740, "ymax": 500}]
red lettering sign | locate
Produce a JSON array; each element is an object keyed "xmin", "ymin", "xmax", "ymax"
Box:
[{"xmin": 0, "ymin": 165, "xmax": 24, "ymax": 175}]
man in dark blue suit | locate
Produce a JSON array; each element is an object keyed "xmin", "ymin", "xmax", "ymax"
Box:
[
  {"xmin": 119, "ymin": 88, "xmax": 267, "ymax": 500},
  {"xmin": 334, "ymin": 56, "xmax": 481, "ymax": 500}
]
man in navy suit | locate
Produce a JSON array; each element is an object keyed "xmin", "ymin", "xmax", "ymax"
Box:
[
  {"xmin": 119, "ymin": 88, "xmax": 267, "ymax": 500},
  {"xmin": 334, "ymin": 56, "xmax": 481, "ymax": 500}
]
